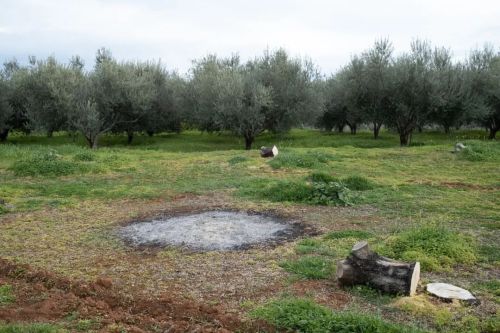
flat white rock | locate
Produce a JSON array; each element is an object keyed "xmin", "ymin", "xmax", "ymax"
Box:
[{"xmin": 427, "ymin": 283, "xmax": 476, "ymax": 301}]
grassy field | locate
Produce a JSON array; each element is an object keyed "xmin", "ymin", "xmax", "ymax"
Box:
[{"xmin": 0, "ymin": 129, "xmax": 499, "ymax": 332}]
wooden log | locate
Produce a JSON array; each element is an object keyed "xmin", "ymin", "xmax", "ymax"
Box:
[
  {"xmin": 260, "ymin": 145, "xmax": 278, "ymax": 158},
  {"xmin": 337, "ymin": 241, "xmax": 420, "ymax": 296}
]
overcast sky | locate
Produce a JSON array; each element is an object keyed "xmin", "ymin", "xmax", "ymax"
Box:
[{"xmin": 1, "ymin": 0, "xmax": 499, "ymax": 75}]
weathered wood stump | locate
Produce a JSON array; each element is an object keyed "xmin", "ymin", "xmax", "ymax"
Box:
[
  {"xmin": 260, "ymin": 145, "xmax": 278, "ymax": 158},
  {"xmin": 337, "ymin": 241, "xmax": 420, "ymax": 296}
]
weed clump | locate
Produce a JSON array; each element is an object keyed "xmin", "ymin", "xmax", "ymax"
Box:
[
  {"xmin": 0, "ymin": 284, "xmax": 15, "ymax": 305},
  {"xmin": 309, "ymin": 172, "xmax": 375, "ymax": 191},
  {"xmin": 279, "ymin": 256, "xmax": 334, "ymax": 279},
  {"xmin": 343, "ymin": 175, "xmax": 374, "ymax": 191},
  {"xmin": 251, "ymin": 297, "xmax": 426, "ymax": 333},
  {"xmin": 73, "ymin": 150, "xmax": 96, "ymax": 162},
  {"xmin": 457, "ymin": 141, "xmax": 500, "ymax": 162},
  {"xmin": 309, "ymin": 171, "xmax": 338, "ymax": 183},
  {"xmin": 9, "ymin": 150, "xmax": 90, "ymax": 177},
  {"xmin": 259, "ymin": 180, "xmax": 353, "ymax": 206},
  {"xmin": 381, "ymin": 224, "xmax": 477, "ymax": 271},
  {"xmin": 268, "ymin": 150, "xmax": 335, "ymax": 169}
]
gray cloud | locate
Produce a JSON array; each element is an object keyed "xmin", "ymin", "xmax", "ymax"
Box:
[{"xmin": 1, "ymin": 0, "xmax": 498, "ymax": 74}]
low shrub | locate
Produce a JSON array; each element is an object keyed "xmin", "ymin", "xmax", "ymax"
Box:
[
  {"xmin": 310, "ymin": 181, "xmax": 353, "ymax": 205},
  {"xmin": 381, "ymin": 223, "xmax": 477, "ymax": 271},
  {"xmin": 268, "ymin": 150, "xmax": 335, "ymax": 169},
  {"xmin": 279, "ymin": 256, "xmax": 334, "ymax": 279},
  {"xmin": 251, "ymin": 297, "xmax": 426, "ymax": 333},
  {"xmin": 9, "ymin": 151, "xmax": 89, "ymax": 177}
]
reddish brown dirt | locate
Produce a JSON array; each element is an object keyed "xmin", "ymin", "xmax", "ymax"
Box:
[
  {"xmin": 0, "ymin": 258, "xmax": 245, "ymax": 332},
  {"xmin": 289, "ymin": 280, "xmax": 351, "ymax": 309}
]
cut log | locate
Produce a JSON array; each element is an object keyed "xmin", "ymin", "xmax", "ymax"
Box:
[
  {"xmin": 260, "ymin": 145, "xmax": 278, "ymax": 158},
  {"xmin": 337, "ymin": 241, "xmax": 420, "ymax": 296}
]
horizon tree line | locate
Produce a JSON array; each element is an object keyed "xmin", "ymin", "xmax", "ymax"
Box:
[{"xmin": 0, "ymin": 40, "xmax": 499, "ymax": 149}]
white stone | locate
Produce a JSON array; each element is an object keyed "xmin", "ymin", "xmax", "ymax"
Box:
[
  {"xmin": 426, "ymin": 283, "xmax": 476, "ymax": 301},
  {"xmin": 272, "ymin": 145, "xmax": 279, "ymax": 157}
]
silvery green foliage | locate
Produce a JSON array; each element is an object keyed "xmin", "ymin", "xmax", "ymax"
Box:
[
  {"xmin": 0, "ymin": 72, "xmax": 13, "ymax": 141},
  {"xmin": 467, "ymin": 45, "xmax": 500, "ymax": 139},
  {"xmin": 188, "ymin": 55, "xmax": 272, "ymax": 149},
  {"xmin": 253, "ymin": 49, "xmax": 324, "ymax": 133},
  {"xmin": 22, "ymin": 56, "xmax": 79, "ymax": 136},
  {"xmin": 70, "ymin": 49, "xmax": 157, "ymax": 148},
  {"xmin": 361, "ymin": 39, "xmax": 394, "ymax": 139},
  {"xmin": 428, "ymin": 48, "xmax": 471, "ymax": 133},
  {"xmin": 385, "ymin": 40, "xmax": 434, "ymax": 146},
  {"xmin": 319, "ymin": 57, "xmax": 366, "ymax": 134}
]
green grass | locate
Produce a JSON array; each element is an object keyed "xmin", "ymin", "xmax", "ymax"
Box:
[
  {"xmin": 251, "ymin": 297, "xmax": 427, "ymax": 333},
  {"xmin": 0, "ymin": 129, "xmax": 498, "ymax": 333},
  {"xmin": 295, "ymin": 238, "xmax": 336, "ymax": 256},
  {"xmin": 268, "ymin": 150, "xmax": 335, "ymax": 169},
  {"xmin": 248, "ymin": 179, "xmax": 354, "ymax": 206},
  {"xmin": 0, "ymin": 323, "xmax": 63, "ymax": 333},
  {"xmin": 227, "ymin": 156, "xmax": 248, "ymax": 165},
  {"xmin": 348, "ymin": 285, "xmax": 394, "ymax": 306},
  {"xmin": 279, "ymin": 256, "xmax": 335, "ymax": 279},
  {"xmin": 8, "ymin": 150, "xmax": 93, "ymax": 177},
  {"xmin": 0, "ymin": 285, "xmax": 15, "ymax": 305},
  {"xmin": 473, "ymin": 280, "xmax": 500, "ymax": 298},
  {"xmin": 380, "ymin": 224, "xmax": 477, "ymax": 271},
  {"xmin": 457, "ymin": 140, "xmax": 500, "ymax": 162},
  {"xmin": 342, "ymin": 175, "xmax": 375, "ymax": 191},
  {"xmin": 324, "ymin": 230, "xmax": 374, "ymax": 240}
]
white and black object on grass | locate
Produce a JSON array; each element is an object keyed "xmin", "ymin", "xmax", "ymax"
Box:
[
  {"xmin": 260, "ymin": 145, "xmax": 279, "ymax": 158},
  {"xmin": 452, "ymin": 142, "xmax": 466, "ymax": 153},
  {"xmin": 337, "ymin": 241, "xmax": 420, "ymax": 296}
]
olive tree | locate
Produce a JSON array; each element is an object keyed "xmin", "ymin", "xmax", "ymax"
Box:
[
  {"xmin": 137, "ymin": 65, "xmax": 184, "ymax": 137},
  {"xmin": 429, "ymin": 48, "xmax": 470, "ymax": 133},
  {"xmin": 188, "ymin": 55, "xmax": 272, "ymax": 149},
  {"xmin": 216, "ymin": 65, "xmax": 272, "ymax": 149},
  {"xmin": 467, "ymin": 46, "xmax": 500, "ymax": 139},
  {"xmin": 253, "ymin": 49, "xmax": 323, "ymax": 133},
  {"xmin": 185, "ymin": 55, "xmax": 231, "ymax": 132},
  {"xmin": 0, "ymin": 70, "xmax": 13, "ymax": 141},
  {"xmin": 362, "ymin": 39, "xmax": 393, "ymax": 139},
  {"xmin": 22, "ymin": 56, "xmax": 77, "ymax": 136},
  {"xmin": 70, "ymin": 49, "xmax": 155, "ymax": 148},
  {"xmin": 0, "ymin": 60, "xmax": 32, "ymax": 141},
  {"xmin": 387, "ymin": 40, "xmax": 433, "ymax": 146}
]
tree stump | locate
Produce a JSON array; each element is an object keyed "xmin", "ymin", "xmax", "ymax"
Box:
[
  {"xmin": 260, "ymin": 145, "xmax": 278, "ymax": 158},
  {"xmin": 337, "ymin": 241, "xmax": 420, "ymax": 296}
]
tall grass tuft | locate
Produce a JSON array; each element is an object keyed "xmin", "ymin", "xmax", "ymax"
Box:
[{"xmin": 381, "ymin": 223, "xmax": 477, "ymax": 271}]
